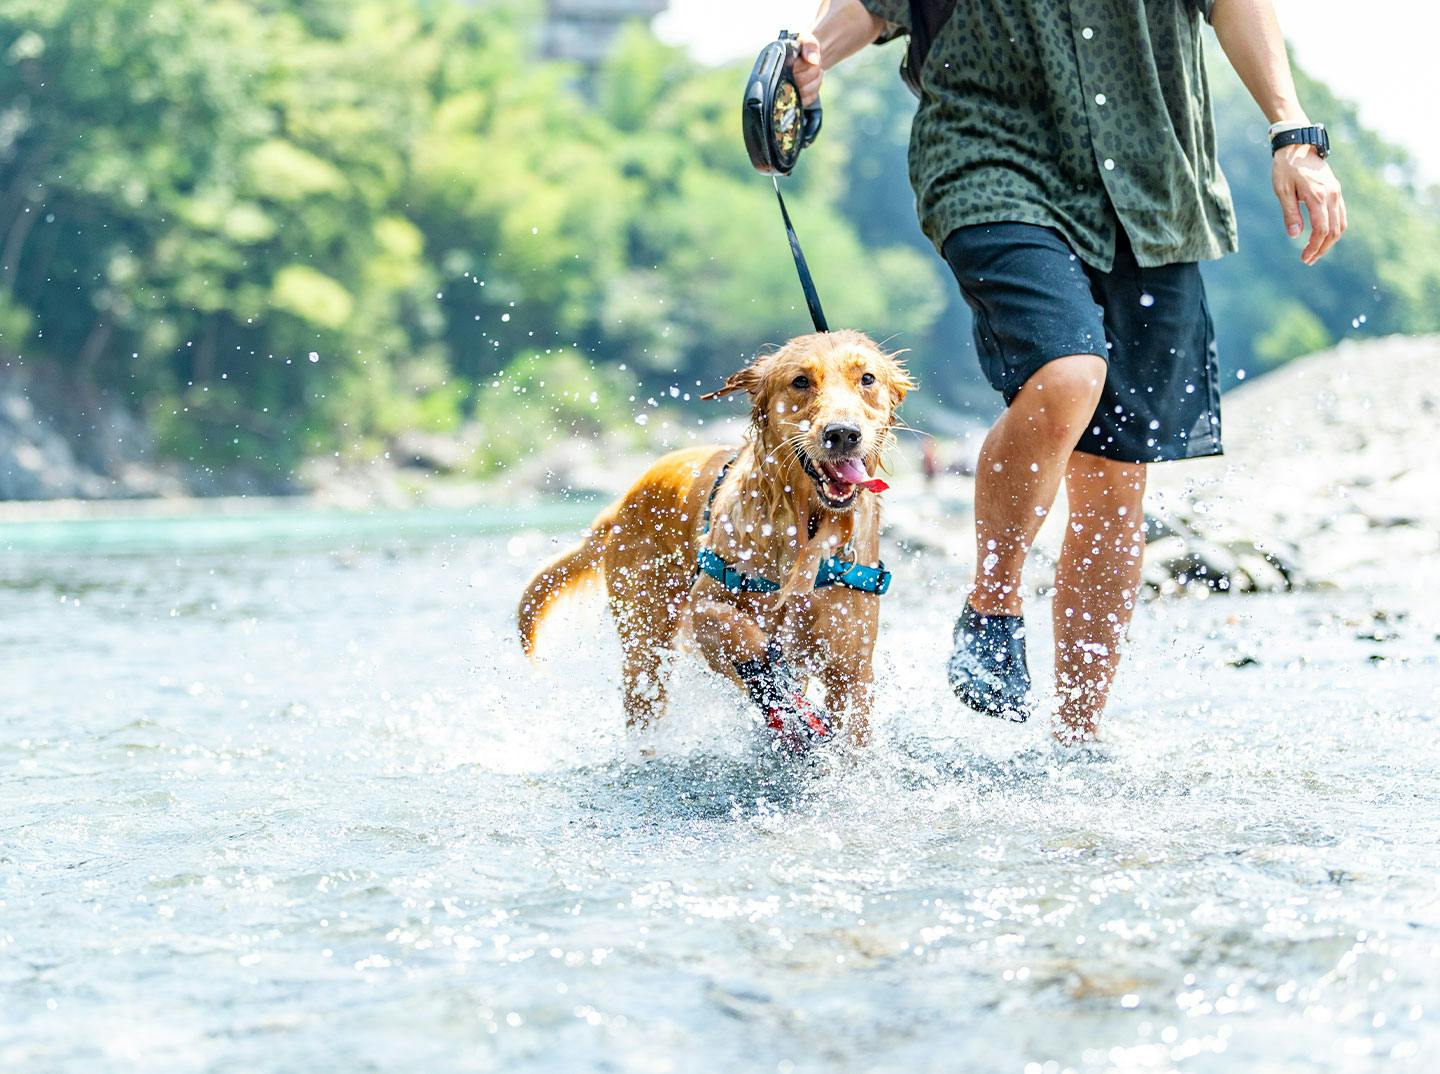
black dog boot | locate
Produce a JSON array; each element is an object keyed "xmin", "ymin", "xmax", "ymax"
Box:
[
  {"xmin": 734, "ymin": 640, "xmax": 836, "ymax": 754},
  {"xmin": 947, "ymin": 604, "xmax": 1032, "ymax": 722}
]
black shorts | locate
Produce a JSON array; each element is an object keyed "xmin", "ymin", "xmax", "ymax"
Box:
[{"xmin": 942, "ymin": 222, "xmax": 1222, "ymax": 464}]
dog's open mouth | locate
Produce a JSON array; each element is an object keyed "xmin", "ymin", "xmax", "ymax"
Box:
[{"xmin": 801, "ymin": 454, "xmax": 888, "ymax": 510}]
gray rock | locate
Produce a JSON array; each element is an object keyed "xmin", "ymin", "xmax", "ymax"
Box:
[
  {"xmin": 1147, "ymin": 335, "xmax": 1440, "ymax": 591},
  {"xmin": 0, "ymin": 364, "xmax": 190, "ymax": 501},
  {"xmin": 390, "ymin": 430, "xmax": 473, "ymax": 474}
]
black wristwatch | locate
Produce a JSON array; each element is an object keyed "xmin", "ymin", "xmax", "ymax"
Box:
[{"xmin": 1271, "ymin": 124, "xmax": 1330, "ymax": 159}]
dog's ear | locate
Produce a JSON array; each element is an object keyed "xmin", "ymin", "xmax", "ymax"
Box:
[
  {"xmin": 699, "ymin": 357, "xmax": 765, "ymax": 403},
  {"xmin": 886, "ymin": 351, "xmax": 917, "ymax": 410}
]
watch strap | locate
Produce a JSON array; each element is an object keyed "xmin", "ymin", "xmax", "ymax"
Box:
[{"xmin": 1270, "ymin": 124, "xmax": 1330, "ymax": 158}]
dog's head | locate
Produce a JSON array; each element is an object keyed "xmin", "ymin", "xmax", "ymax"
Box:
[{"xmin": 702, "ymin": 330, "xmax": 915, "ymax": 512}]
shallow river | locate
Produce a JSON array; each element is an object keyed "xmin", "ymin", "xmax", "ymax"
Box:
[{"xmin": 3, "ymin": 506, "xmax": 1438, "ymax": 1073}]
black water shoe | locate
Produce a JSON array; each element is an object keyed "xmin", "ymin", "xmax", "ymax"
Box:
[
  {"xmin": 947, "ymin": 604, "xmax": 1032, "ymax": 722},
  {"xmin": 735, "ymin": 641, "xmax": 836, "ymax": 754}
]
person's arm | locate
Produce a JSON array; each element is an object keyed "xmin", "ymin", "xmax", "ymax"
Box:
[
  {"xmin": 791, "ymin": 0, "xmax": 889, "ymax": 107},
  {"xmin": 1210, "ymin": 0, "xmax": 1347, "ymax": 265}
]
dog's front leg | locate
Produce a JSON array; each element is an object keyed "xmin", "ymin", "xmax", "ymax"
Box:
[
  {"xmin": 819, "ymin": 658, "xmax": 875, "ymax": 747},
  {"xmin": 691, "ymin": 584, "xmax": 772, "ymax": 681}
]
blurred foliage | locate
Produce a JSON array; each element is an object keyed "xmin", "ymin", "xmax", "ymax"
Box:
[
  {"xmin": 0, "ymin": 1, "xmax": 1437, "ymax": 479},
  {"xmin": 472, "ymin": 349, "xmax": 633, "ymax": 474},
  {"xmin": 1203, "ymin": 58, "xmax": 1440, "ymax": 380}
]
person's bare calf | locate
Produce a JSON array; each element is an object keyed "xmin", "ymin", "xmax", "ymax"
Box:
[
  {"xmin": 970, "ymin": 355, "xmax": 1106, "ymax": 616},
  {"xmin": 1052, "ymin": 454, "xmax": 1147, "ymax": 743}
]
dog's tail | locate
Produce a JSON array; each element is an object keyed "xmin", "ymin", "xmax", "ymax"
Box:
[{"xmin": 518, "ymin": 506, "xmax": 616, "ymax": 658}]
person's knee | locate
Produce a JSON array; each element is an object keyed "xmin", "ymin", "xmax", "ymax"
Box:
[{"xmin": 1014, "ymin": 355, "xmax": 1106, "ymax": 449}]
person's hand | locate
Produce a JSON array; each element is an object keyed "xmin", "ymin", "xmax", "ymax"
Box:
[
  {"xmin": 1273, "ymin": 145, "xmax": 1346, "ymax": 265},
  {"xmin": 792, "ymin": 32, "xmax": 823, "ymax": 106}
]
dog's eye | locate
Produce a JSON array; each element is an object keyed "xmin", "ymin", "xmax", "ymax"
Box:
[
  {"xmin": 791, "ymin": 375, "xmax": 811, "ymax": 391},
  {"xmin": 860, "ymin": 372, "xmax": 876, "ymax": 387}
]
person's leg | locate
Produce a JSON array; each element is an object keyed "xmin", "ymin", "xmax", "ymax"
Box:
[
  {"xmin": 1052, "ymin": 451, "xmax": 1148, "ymax": 742},
  {"xmin": 969, "ymin": 354, "xmax": 1107, "ymax": 616},
  {"xmin": 939, "ymin": 223, "xmax": 1111, "ymax": 720}
]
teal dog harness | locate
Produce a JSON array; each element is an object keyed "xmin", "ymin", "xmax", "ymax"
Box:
[{"xmin": 695, "ymin": 457, "xmax": 892, "ymax": 597}]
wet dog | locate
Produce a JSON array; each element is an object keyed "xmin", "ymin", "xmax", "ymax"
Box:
[{"xmin": 517, "ymin": 330, "xmax": 914, "ymax": 749}]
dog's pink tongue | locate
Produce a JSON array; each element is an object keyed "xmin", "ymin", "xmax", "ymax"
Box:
[{"xmin": 832, "ymin": 458, "xmax": 887, "ymax": 494}]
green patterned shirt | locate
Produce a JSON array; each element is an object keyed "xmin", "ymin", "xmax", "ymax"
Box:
[{"xmin": 858, "ymin": 0, "xmax": 1239, "ymax": 270}]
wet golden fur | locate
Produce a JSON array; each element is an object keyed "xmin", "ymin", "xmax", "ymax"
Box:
[{"xmin": 517, "ymin": 329, "xmax": 914, "ymax": 744}]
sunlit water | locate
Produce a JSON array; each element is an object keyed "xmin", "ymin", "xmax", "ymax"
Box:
[{"xmin": 3, "ymin": 506, "xmax": 1438, "ymax": 1073}]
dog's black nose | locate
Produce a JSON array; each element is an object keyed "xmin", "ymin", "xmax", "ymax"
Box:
[{"xmin": 822, "ymin": 422, "xmax": 863, "ymax": 453}]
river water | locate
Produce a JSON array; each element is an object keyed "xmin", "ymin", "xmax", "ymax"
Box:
[{"xmin": 3, "ymin": 506, "xmax": 1437, "ymax": 1073}]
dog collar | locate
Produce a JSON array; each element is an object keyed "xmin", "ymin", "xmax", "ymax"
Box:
[{"xmin": 696, "ymin": 457, "xmax": 893, "ymax": 597}]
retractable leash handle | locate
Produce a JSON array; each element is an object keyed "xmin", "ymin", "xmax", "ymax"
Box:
[
  {"xmin": 742, "ymin": 31, "xmax": 829, "ymax": 333},
  {"xmin": 742, "ymin": 31, "xmax": 822, "ymax": 176}
]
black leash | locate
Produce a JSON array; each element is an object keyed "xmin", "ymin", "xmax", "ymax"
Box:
[
  {"xmin": 773, "ymin": 176, "xmax": 828, "ymax": 333},
  {"xmin": 741, "ymin": 33, "xmax": 829, "ymax": 333}
]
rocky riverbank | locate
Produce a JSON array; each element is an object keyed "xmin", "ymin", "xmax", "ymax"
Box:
[
  {"xmin": 882, "ymin": 334, "xmax": 1440, "ymax": 596},
  {"xmin": 0, "ymin": 362, "xmax": 295, "ymax": 502},
  {"xmin": 1145, "ymin": 334, "xmax": 1440, "ymax": 592},
  {"xmin": 0, "ymin": 363, "xmax": 183, "ymax": 500}
]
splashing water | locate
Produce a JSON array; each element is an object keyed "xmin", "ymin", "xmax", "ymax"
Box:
[{"xmin": 2, "ymin": 509, "xmax": 1437, "ymax": 1072}]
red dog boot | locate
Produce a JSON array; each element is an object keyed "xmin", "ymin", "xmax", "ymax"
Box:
[{"xmin": 734, "ymin": 640, "xmax": 836, "ymax": 754}]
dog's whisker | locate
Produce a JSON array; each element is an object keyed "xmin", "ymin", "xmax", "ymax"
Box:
[{"xmin": 781, "ymin": 436, "xmax": 810, "ymax": 455}]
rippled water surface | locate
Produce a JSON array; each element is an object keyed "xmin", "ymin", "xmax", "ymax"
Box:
[{"xmin": 3, "ymin": 507, "xmax": 1438, "ymax": 1073}]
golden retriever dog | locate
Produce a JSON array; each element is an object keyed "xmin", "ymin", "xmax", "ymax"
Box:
[{"xmin": 517, "ymin": 329, "xmax": 914, "ymax": 750}]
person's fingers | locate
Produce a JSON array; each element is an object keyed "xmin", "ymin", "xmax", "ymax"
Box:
[
  {"xmin": 1315, "ymin": 190, "xmax": 1345, "ymax": 260},
  {"xmin": 1274, "ymin": 173, "xmax": 1303, "ymax": 239},
  {"xmin": 1300, "ymin": 193, "xmax": 1330, "ymax": 265},
  {"xmin": 794, "ymin": 67, "xmax": 823, "ymax": 106},
  {"xmin": 791, "ymin": 34, "xmax": 823, "ymax": 105}
]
